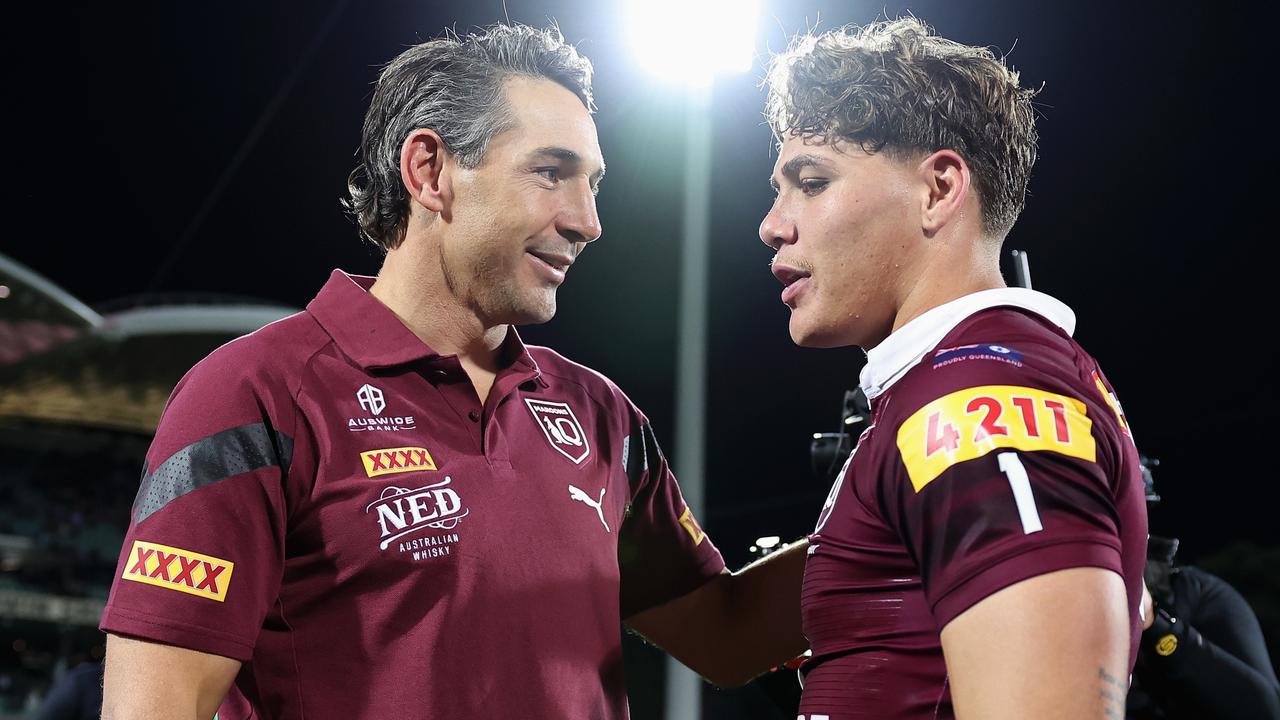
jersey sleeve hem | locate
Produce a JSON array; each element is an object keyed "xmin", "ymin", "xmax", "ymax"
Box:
[
  {"xmin": 622, "ymin": 552, "xmax": 727, "ymax": 621},
  {"xmin": 931, "ymin": 538, "xmax": 1124, "ymax": 629},
  {"xmin": 100, "ymin": 605, "xmax": 255, "ymax": 662}
]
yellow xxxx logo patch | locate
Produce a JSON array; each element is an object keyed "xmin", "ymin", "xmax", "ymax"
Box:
[
  {"xmin": 361, "ymin": 446, "xmax": 437, "ymax": 477},
  {"xmin": 678, "ymin": 506, "xmax": 706, "ymax": 546},
  {"xmin": 122, "ymin": 541, "xmax": 234, "ymax": 602}
]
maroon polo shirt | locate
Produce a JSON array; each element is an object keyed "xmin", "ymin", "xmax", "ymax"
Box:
[
  {"xmin": 798, "ymin": 291, "xmax": 1147, "ymax": 719},
  {"xmin": 100, "ymin": 270, "xmax": 724, "ymax": 719}
]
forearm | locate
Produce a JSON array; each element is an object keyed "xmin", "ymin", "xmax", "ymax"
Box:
[
  {"xmin": 719, "ymin": 538, "xmax": 810, "ymax": 670},
  {"xmin": 626, "ymin": 538, "xmax": 810, "ymax": 687},
  {"xmin": 687, "ymin": 538, "xmax": 810, "ymax": 686}
]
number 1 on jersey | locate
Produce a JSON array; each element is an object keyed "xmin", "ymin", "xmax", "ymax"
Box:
[{"xmin": 997, "ymin": 452, "xmax": 1043, "ymax": 535}]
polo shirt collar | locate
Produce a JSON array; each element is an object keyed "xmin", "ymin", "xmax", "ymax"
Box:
[
  {"xmin": 307, "ymin": 269, "xmax": 543, "ymax": 378},
  {"xmin": 859, "ymin": 288, "xmax": 1076, "ymax": 400}
]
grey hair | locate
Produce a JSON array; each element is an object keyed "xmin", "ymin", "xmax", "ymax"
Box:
[
  {"xmin": 344, "ymin": 23, "xmax": 595, "ymax": 251},
  {"xmin": 764, "ymin": 17, "xmax": 1039, "ymax": 238}
]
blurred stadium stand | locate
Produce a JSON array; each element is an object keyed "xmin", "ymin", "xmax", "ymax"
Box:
[{"xmin": 0, "ymin": 253, "xmax": 296, "ymax": 718}]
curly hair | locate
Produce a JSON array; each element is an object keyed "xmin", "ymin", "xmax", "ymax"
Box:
[
  {"xmin": 764, "ymin": 17, "xmax": 1039, "ymax": 237},
  {"xmin": 344, "ymin": 23, "xmax": 595, "ymax": 252}
]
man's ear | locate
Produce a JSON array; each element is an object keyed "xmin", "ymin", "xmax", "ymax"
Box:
[
  {"xmin": 400, "ymin": 128, "xmax": 450, "ymax": 214},
  {"xmin": 917, "ymin": 149, "xmax": 971, "ymax": 236}
]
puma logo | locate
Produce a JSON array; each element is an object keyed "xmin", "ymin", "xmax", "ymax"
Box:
[{"xmin": 568, "ymin": 484, "xmax": 610, "ymax": 533}]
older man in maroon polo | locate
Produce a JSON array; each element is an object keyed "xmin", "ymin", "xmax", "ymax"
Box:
[{"xmin": 99, "ymin": 23, "xmax": 808, "ymax": 719}]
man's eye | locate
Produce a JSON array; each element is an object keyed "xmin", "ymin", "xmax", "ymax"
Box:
[
  {"xmin": 800, "ymin": 178, "xmax": 828, "ymax": 195},
  {"xmin": 536, "ymin": 167, "xmax": 561, "ymax": 182}
]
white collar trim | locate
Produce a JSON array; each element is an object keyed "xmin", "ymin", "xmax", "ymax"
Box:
[{"xmin": 859, "ymin": 288, "xmax": 1076, "ymax": 400}]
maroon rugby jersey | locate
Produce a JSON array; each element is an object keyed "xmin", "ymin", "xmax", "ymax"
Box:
[
  {"xmin": 799, "ymin": 289, "xmax": 1147, "ymax": 719},
  {"xmin": 100, "ymin": 270, "xmax": 724, "ymax": 719}
]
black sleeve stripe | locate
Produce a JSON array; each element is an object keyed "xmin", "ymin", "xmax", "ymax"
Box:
[
  {"xmin": 645, "ymin": 423, "xmax": 666, "ymax": 464},
  {"xmin": 132, "ymin": 423, "xmax": 294, "ymax": 525},
  {"xmin": 623, "ymin": 421, "xmax": 664, "ymax": 489}
]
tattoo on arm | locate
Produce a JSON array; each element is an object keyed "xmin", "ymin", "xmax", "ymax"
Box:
[{"xmin": 1098, "ymin": 667, "xmax": 1127, "ymax": 719}]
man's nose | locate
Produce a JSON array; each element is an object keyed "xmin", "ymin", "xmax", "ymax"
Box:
[
  {"xmin": 759, "ymin": 202, "xmax": 796, "ymax": 250},
  {"xmin": 561, "ymin": 184, "xmax": 603, "ymax": 245}
]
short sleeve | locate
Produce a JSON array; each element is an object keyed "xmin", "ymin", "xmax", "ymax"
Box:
[
  {"xmin": 98, "ymin": 343, "xmax": 296, "ymax": 661},
  {"xmin": 617, "ymin": 419, "xmax": 726, "ymax": 619},
  {"xmin": 880, "ymin": 342, "xmax": 1128, "ymax": 628}
]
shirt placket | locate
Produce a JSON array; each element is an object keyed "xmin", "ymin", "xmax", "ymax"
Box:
[
  {"xmin": 424, "ymin": 356, "xmax": 541, "ymax": 471},
  {"xmin": 480, "ymin": 363, "xmax": 543, "ymax": 472},
  {"xmin": 422, "ymin": 357, "xmax": 487, "ymax": 453}
]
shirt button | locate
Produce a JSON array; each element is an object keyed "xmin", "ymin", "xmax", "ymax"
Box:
[{"xmin": 468, "ymin": 410, "xmax": 481, "ymax": 422}]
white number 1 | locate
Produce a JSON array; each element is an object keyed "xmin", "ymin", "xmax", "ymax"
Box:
[{"xmin": 997, "ymin": 452, "xmax": 1043, "ymax": 535}]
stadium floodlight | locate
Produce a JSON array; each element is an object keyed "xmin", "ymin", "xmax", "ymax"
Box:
[
  {"xmin": 624, "ymin": 0, "xmax": 760, "ymax": 86},
  {"xmin": 622, "ymin": 5, "xmax": 760, "ymax": 720}
]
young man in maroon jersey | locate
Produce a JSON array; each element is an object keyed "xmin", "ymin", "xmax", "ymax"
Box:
[
  {"xmin": 760, "ymin": 18, "xmax": 1148, "ymax": 719},
  {"xmin": 99, "ymin": 24, "xmax": 807, "ymax": 719}
]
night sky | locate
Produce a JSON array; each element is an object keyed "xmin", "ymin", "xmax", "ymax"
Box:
[{"xmin": 9, "ymin": 0, "xmax": 1272, "ymax": 586}]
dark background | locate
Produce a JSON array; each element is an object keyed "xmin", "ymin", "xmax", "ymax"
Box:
[{"xmin": 6, "ymin": 0, "xmax": 1274, "ymax": 715}]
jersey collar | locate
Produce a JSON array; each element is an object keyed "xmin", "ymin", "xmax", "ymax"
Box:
[
  {"xmin": 859, "ymin": 288, "xmax": 1076, "ymax": 400},
  {"xmin": 307, "ymin": 269, "xmax": 543, "ymax": 380}
]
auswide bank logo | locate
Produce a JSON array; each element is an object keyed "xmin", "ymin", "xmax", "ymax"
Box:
[
  {"xmin": 526, "ymin": 398, "xmax": 591, "ymax": 464},
  {"xmin": 357, "ymin": 384, "xmax": 385, "ymax": 415},
  {"xmin": 348, "ymin": 384, "xmax": 415, "ymax": 432},
  {"xmin": 366, "ymin": 477, "xmax": 469, "ymax": 551}
]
